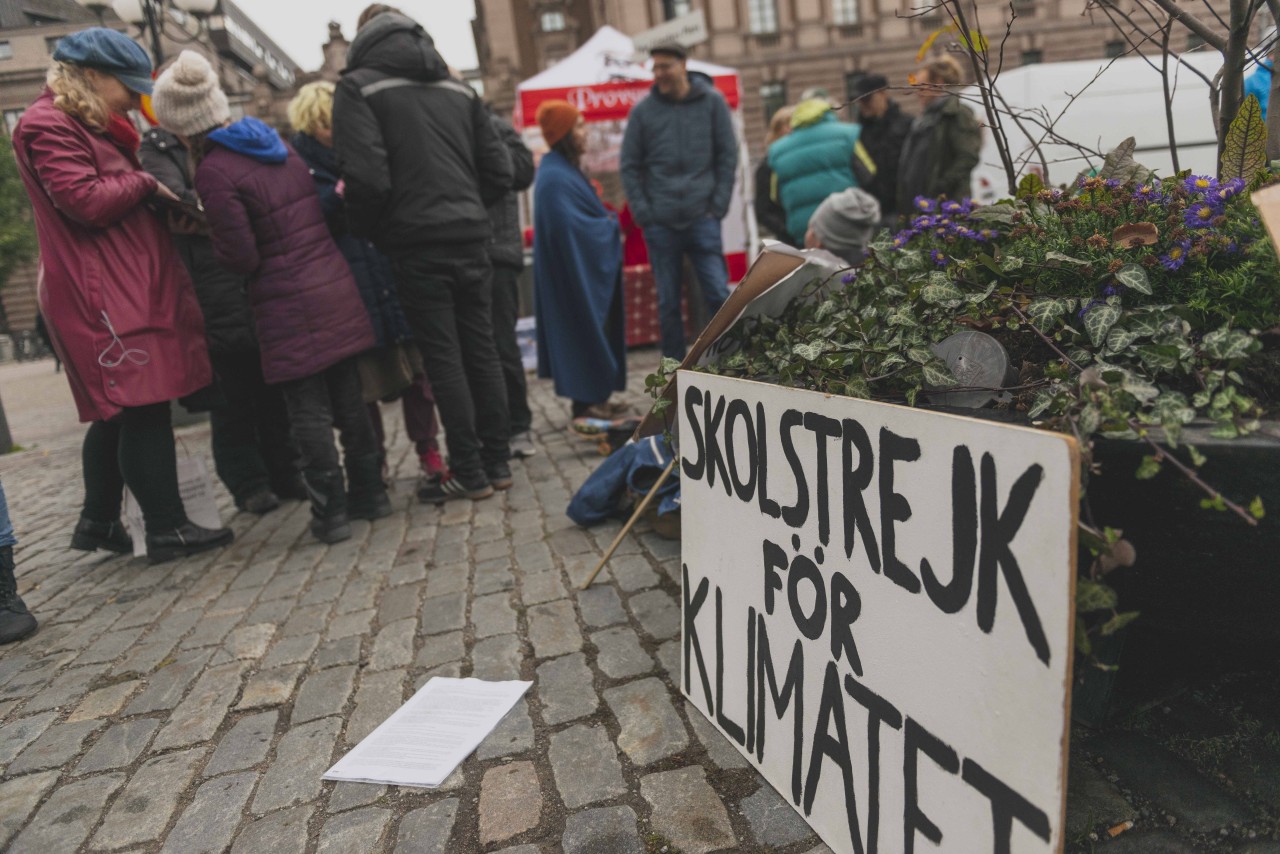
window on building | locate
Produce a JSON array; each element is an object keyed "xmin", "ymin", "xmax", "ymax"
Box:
[
  {"xmin": 748, "ymin": 0, "xmax": 779, "ymax": 34},
  {"xmin": 0, "ymin": 42, "xmax": 12, "ymax": 61},
  {"xmin": 540, "ymin": 11, "xmax": 566, "ymax": 32},
  {"xmin": 761, "ymin": 81, "xmax": 787, "ymax": 124},
  {"xmin": 4, "ymin": 109, "xmax": 24, "ymax": 136},
  {"xmin": 1012, "ymin": 0, "xmax": 1036, "ymax": 16},
  {"xmin": 1020, "ymin": 49, "xmax": 1043, "ymax": 65},
  {"xmin": 1105, "ymin": 40, "xmax": 1125, "ymax": 58},
  {"xmin": 844, "ymin": 71, "xmax": 868, "ymax": 116},
  {"xmin": 46, "ymin": 36, "xmax": 62, "ymax": 54},
  {"xmin": 663, "ymin": 0, "xmax": 692, "ymax": 19},
  {"xmin": 832, "ymin": 0, "xmax": 859, "ymax": 24}
]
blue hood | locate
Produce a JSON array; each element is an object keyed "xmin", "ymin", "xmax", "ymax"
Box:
[{"xmin": 209, "ymin": 117, "xmax": 287, "ymax": 164}]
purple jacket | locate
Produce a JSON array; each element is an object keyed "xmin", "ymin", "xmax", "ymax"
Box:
[{"xmin": 193, "ymin": 118, "xmax": 374, "ymax": 384}]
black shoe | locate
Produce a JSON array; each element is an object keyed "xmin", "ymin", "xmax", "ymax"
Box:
[
  {"xmin": 304, "ymin": 468, "xmax": 352, "ymax": 544},
  {"xmin": 238, "ymin": 489, "xmax": 281, "ymax": 515},
  {"xmin": 70, "ymin": 517, "xmax": 133, "ymax": 554},
  {"xmin": 485, "ymin": 461, "xmax": 514, "ymax": 491},
  {"xmin": 417, "ymin": 471, "xmax": 495, "ymax": 504},
  {"xmin": 145, "ymin": 522, "xmax": 234, "ymax": 565},
  {"xmin": 345, "ymin": 453, "xmax": 393, "ymax": 521},
  {"xmin": 0, "ymin": 546, "xmax": 37, "ymax": 644},
  {"xmin": 270, "ymin": 473, "xmax": 308, "ymax": 502}
]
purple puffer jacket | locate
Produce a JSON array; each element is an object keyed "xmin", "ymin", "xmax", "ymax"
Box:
[{"xmin": 193, "ymin": 118, "xmax": 374, "ymax": 384}]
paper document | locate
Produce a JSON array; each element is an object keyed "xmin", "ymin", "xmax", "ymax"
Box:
[{"xmin": 323, "ymin": 677, "xmax": 532, "ymax": 789}]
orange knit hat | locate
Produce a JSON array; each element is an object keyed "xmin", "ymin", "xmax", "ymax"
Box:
[{"xmin": 536, "ymin": 99, "xmax": 580, "ymax": 147}]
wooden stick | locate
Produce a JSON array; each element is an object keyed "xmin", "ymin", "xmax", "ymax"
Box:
[{"xmin": 579, "ymin": 458, "xmax": 677, "ymax": 590}]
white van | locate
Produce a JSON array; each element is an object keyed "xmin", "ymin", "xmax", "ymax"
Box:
[{"xmin": 965, "ymin": 52, "xmax": 1224, "ymax": 203}]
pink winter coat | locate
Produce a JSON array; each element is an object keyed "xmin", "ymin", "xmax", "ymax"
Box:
[{"xmin": 12, "ymin": 90, "xmax": 212, "ymax": 423}]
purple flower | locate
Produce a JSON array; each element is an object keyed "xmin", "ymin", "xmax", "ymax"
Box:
[
  {"xmin": 1104, "ymin": 178, "xmax": 1122, "ymax": 189},
  {"xmin": 940, "ymin": 198, "xmax": 972, "ymax": 215},
  {"xmin": 841, "ymin": 272, "xmax": 857, "ymax": 283},
  {"xmin": 929, "ymin": 249, "xmax": 950, "ymax": 267},
  {"xmin": 911, "ymin": 215, "xmax": 937, "ymax": 230},
  {"xmin": 1184, "ymin": 203, "xmax": 1219, "ymax": 229},
  {"xmin": 1078, "ymin": 298, "xmax": 1102, "ymax": 319},
  {"xmin": 1132, "ymin": 183, "xmax": 1164, "ymax": 203},
  {"xmin": 1211, "ymin": 177, "xmax": 1246, "ymax": 204},
  {"xmin": 1160, "ymin": 239, "xmax": 1190, "ymax": 270},
  {"xmin": 1225, "ymin": 240, "xmax": 1240, "ymax": 253},
  {"xmin": 890, "ymin": 230, "xmax": 916, "ymax": 249},
  {"xmin": 1183, "ymin": 175, "xmax": 1219, "ymax": 195},
  {"xmin": 912, "ymin": 196, "xmax": 937, "ymax": 213},
  {"xmin": 978, "ymin": 228, "xmax": 999, "ymax": 241},
  {"xmin": 1102, "ymin": 284, "xmax": 1122, "ymax": 297}
]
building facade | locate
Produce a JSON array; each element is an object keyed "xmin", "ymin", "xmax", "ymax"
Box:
[{"xmin": 472, "ymin": 0, "xmax": 1248, "ymax": 158}]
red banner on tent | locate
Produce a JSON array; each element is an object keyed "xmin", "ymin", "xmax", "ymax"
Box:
[{"xmin": 517, "ymin": 76, "xmax": 740, "ymax": 129}]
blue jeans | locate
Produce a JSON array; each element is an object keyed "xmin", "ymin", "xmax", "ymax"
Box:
[
  {"xmin": 645, "ymin": 216, "xmax": 730, "ymax": 359},
  {"xmin": 0, "ymin": 479, "xmax": 16, "ymax": 548}
]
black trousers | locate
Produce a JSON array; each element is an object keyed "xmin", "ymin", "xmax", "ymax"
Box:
[
  {"xmin": 491, "ymin": 263, "xmax": 531, "ymax": 435},
  {"xmin": 209, "ymin": 350, "xmax": 298, "ymax": 502},
  {"xmin": 277, "ymin": 357, "xmax": 378, "ymax": 477},
  {"xmin": 82, "ymin": 402, "xmax": 186, "ymax": 534},
  {"xmin": 389, "ymin": 242, "xmax": 510, "ymax": 478}
]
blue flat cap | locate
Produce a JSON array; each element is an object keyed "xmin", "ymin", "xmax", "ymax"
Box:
[{"xmin": 53, "ymin": 28, "xmax": 154, "ymax": 95}]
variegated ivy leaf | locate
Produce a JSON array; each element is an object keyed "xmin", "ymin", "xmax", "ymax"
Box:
[
  {"xmin": 1201, "ymin": 326, "xmax": 1259, "ymax": 360},
  {"xmin": 1134, "ymin": 344, "xmax": 1181, "ymax": 372},
  {"xmin": 1084, "ymin": 303, "xmax": 1122, "ymax": 347},
  {"xmin": 907, "ymin": 347, "xmax": 933, "ymax": 365},
  {"xmin": 895, "ymin": 252, "xmax": 926, "ymax": 272},
  {"xmin": 880, "ymin": 354, "xmax": 907, "ymax": 372},
  {"xmin": 792, "ymin": 341, "xmax": 826, "ymax": 361},
  {"xmin": 1121, "ymin": 374, "xmax": 1159, "ymax": 403},
  {"xmin": 1105, "ymin": 326, "xmax": 1138, "ymax": 355},
  {"xmin": 1002, "ymin": 255, "xmax": 1025, "ymax": 271},
  {"xmin": 1135, "ymin": 455, "xmax": 1162, "ymax": 480},
  {"xmin": 922, "ymin": 360, "xmax": 958, "ymax": 387},
  {"xmin": 1027, "ymin": 298, "xmax": 1071, "ymax": 329},
  {"xmin": 1027, "ymin": 390, "xmax": 1057, "ymax": 419},
  {"xmin": 1114, "ymin": 264, "xmax": 1152, "ymax": 295},
  {"xmin": 920, "ymin": 280, "xmax": 965, "ymax": 306},
  {"xmin": 1045, "ymin": 251, "xmax": 1090, "ymax": 266},
  {"xmin": 1077, "ymin": 403, "xmax": 1102, "ymax": 436},
  {"xmin": 1127, "ymin": 313, "xmax": 1163, "ymax": 337},
  {"xmin": 967, "ymin": 280, "xmax": 999, "ymax": 304}
]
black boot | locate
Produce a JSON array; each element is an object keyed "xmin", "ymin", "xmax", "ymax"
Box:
[
  {"xmin": 145, "ymin": 522, "xmax": 235, "ymax": 565},
  {"xmin": 270, "ymin": 470, "xmax": 308, "ymax": 502},
  {"xmin": 304, "ymin": 468, "xmax": 352, "ymax": 544},
  {"xmin": 345, "ymin": 453, "xmax": 392, "ymax": 521},
  {"xmin": 0, "ymin": 546, "xmax": 38, "ymax": 644},
  {"xmin": 70, "ymin": 517, "xmax": 133, "ymax": 554}
]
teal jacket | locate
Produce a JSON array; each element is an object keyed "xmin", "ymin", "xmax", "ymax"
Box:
[{"xmin": 769, "ymin": 113, "xmax": 867, "ymax": 241}]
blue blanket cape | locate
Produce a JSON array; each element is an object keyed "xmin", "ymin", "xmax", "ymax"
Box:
[{"xmin": 532, "ymin": 150, "xmax": 625, "ymax": 403}]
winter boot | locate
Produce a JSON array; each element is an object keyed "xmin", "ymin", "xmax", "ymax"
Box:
[
  {"xmin": 0, "ymin": 546, "xmax": 37, "ymax": 644},
  {"xmin": 304, "ymin": 468, "xmax": 352, "ymax": 544},
  {"xmin": 346, "ymin": 453, "xmax": 393, "ymax": 521}
]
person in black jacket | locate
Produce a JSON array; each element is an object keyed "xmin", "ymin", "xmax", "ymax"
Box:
[
  {"xmin": 138, "ymin": 126, "xmax": 303, "ymax": 514},
  {"xmin": 485, "ymin": 110, "xmax": 537, "ymax": 459},
  {"xmin": 334, "ymin": 7, "xmax": 515, "ymax": 503},
  {"xmin": 847, "ymin": 74, "xmax": 913, "ymax": 225}
]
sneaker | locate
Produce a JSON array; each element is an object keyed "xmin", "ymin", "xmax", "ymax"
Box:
[
  {"xmin": 417, "ymin": 471, "xmax": 495, "ymax": 504},
  {"xmin": 485, "ymin": 461, "xmax": 514, "ymax": 490},
  {"xmin": 510, "ymin": 430, "xmax": 537, "ymax": 459}
]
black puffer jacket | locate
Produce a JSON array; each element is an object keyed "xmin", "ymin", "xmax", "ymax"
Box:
[
  {"xmin": 486, "ymin": 112, "xmax": 535, "ymax": 271},
  {"xmin": 858, "ymin": 100, "xmax": 914, "ymax": 219},
  {"xmin": 333, "ymin": 13, "xmax": 514, "ymax": 250},
  {"xmin": 138, "ymin": 128, "xmax": 255, "ymax": 356}
]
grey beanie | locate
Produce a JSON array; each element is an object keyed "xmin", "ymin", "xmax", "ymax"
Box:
[
  {"xmin": 809, "ymin": 187, "xmax": 882, "ymax": 260},
  {"xmin": 152, "ymin": 50, "xmax": 230, "ymax": 137}
]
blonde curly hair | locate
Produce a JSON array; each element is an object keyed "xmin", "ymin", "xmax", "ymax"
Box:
[
  {"xmin": 46, "ymin": 61, "xmax": 111, "ymax": 132},
  {"xmin": 287, "ymin": 81, "xmax": 334, "ymax": 137}
]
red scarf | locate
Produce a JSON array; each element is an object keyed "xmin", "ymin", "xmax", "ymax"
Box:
[{"xmin": 105, "ymin": 113, "xmax": 140, "ymax": 154}]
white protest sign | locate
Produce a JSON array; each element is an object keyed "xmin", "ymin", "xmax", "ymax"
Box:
[
  {"xmin": 631, "ymin": 9, "xmax": 708, "ymax": 58},
  {"xmin": 678, "ymin": 371, "xmax": 1078, "ymax": 854}
]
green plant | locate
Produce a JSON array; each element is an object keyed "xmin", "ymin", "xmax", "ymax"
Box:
[
  {"xmin": 0, "ymin": 143, "xmax": 37, "ymax": 295},
  {"xmin": 649, "ymin": 162, "xmax": 1278, "ymax": 660}
]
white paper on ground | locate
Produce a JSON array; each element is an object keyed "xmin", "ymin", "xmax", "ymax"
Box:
[{"xmin": 323, "ymin": 677, "xmax": 532, "ymax": 789}]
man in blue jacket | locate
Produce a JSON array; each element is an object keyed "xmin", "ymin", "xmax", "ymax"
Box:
[{"xmin": 621, "ymin": 43, "xmax": 739, "ymax": 359}]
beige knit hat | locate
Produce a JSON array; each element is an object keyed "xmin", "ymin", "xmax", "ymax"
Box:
[{"xmin": 152, "ymin": 50, "xmax": 229, "ymax": 137}]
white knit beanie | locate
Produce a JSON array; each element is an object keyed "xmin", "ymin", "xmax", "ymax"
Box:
[{"xmin": 152, "ymin": 50, "xmax": 230, "ymax": 137}]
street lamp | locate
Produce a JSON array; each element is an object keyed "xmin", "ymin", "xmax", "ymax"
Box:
[{"xmin": 106, "ymin": 0, "xmax": 218, "ymax": 64}]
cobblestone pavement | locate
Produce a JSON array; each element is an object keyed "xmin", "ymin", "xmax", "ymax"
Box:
[
  {"xmin": 0, "ymin": 352, "xmax": 836, "ymax": 854},
  {"xmin": 2, "ymin": 355, "xmax": 1279, "ymax": 853}
]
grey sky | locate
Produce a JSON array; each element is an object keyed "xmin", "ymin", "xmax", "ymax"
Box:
[{"xmin": 245, "ymin": 1, "xmax": 479, "ymax": 74}]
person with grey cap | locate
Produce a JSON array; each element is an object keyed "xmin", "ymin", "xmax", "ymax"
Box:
[
  {"xmin": 847, "ymin": 73, "xmax": 913, "ymax": 224},
  {"xmin": 620, "ymin": 42, "xmax": 738, "ymax": 359},
  {"xmin": 805, "ymin": 187, "xmax": 882, "ymax": 266},
  {"xmin": 11, "ymin": 27, "xmax": 235, "ymax": 564}
]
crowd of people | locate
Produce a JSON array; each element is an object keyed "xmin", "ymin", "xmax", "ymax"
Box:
[
  {"xmin": 0, "ymin": 7, "xmax": 983, "ymax": 645},
  {"xmin": 754, "ymin": 55, "xmax": 982, "ymax": 263}
]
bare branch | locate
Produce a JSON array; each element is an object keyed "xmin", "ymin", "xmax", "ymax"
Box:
[{"xmin": 1137, "ymin": 0, "xmax": 1227, "ymax": 52}]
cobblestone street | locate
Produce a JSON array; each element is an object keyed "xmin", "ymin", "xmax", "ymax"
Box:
[
  {"xmin": 2, "ymin": 355, "xmax": 1280, "ymax": 853},
  {"xmin": 0, "ymin": 352, "xmax": 833, "ymax": 854}
]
